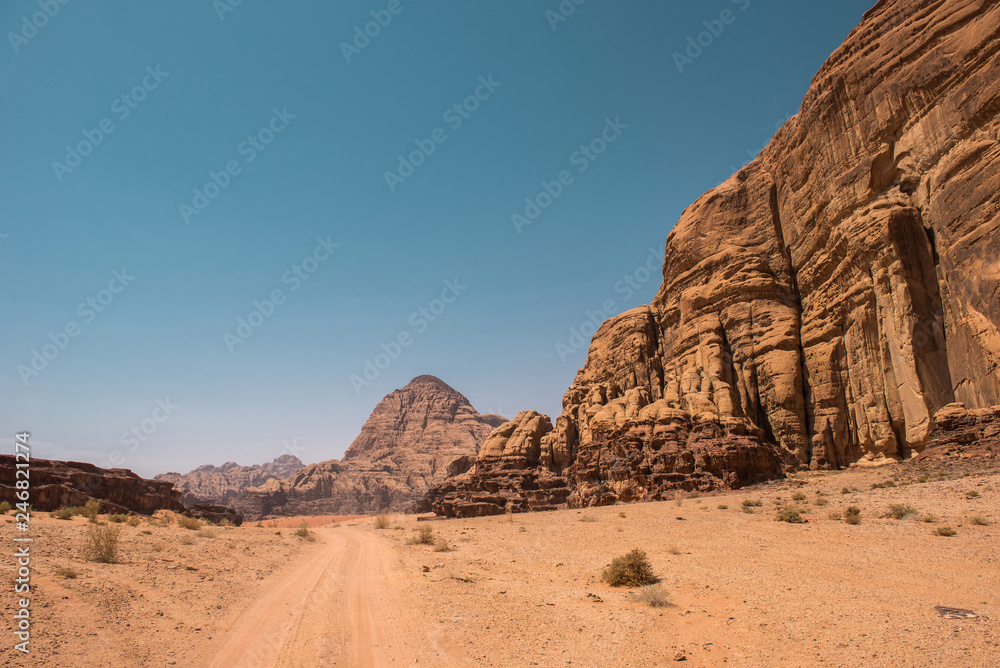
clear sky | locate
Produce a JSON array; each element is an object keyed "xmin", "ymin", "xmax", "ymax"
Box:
[{"xmin": 1, "ymin": 0, "xmax": 877, "ymax": 477}]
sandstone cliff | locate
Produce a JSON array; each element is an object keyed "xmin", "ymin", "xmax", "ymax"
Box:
[
  {"xmin": 427, "ymin": 0, "xmax": 1000, "ymax": 517},
  {"xmin": 240, "ymin": 375, "xmax": 505, "ymax": 518},
  {"xmin": 0, "ymin": 455, "xmax": 184, "ymax": 515},
  {"xmin": 155, "ymin": 454, "xmax": 303, "ymax": 506}
]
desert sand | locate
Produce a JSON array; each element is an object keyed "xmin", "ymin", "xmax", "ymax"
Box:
[{"xmin": 4, "ymin": 459, "xmax": 998, "ymax": 667}]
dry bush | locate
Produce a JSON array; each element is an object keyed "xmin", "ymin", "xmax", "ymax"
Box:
[
  {"xmin": 141, "ymin": 529, "xmax": 153, "ymax": 535},
  {"xmin": 921, "ymin": 514, "xmax": 937, "ymax": 523},
  {"xmin": 966, "ymin": 490, "xmax": 980, "ymax": 499},
  {"xmin": 198, "ymin": 528, "xmax": 217, "ymax": 539},
  {"xmin": 742, "ymin": 499, "xmax": 763, "ymax": 508},
  {"xmin": 505, "ymin": 500, "xmax": 515, "ymax": 522},
  {"xmin": 294, "ymin": 523, "xmax": 315, "ymax": 541},
  {"xmin": 717, "ymin": 504, "xmax": 728, "ymax": 510},
  {"xmin": 108, "ymin": 513, "xmax": 128, "ymax": 524},
  {"xmin": 844, "ymin": 507, "xmax": 861, "ymax": 525},
  {"xmin": 373, "ymin": 514, "xmax": 390, "ymax": 530},
  {"xmin": 618, "ymin": 512, "xmax": 627, "ymax": 518},
  {"xmin": 917, "ymin": 475, "xmax": 929, "ymax": 483},
  {"xmin": 83, "ymin": 524, "xmax": 121, "ymax": 563},
  {"xmin": 630, "ymin": 584, "xmax": 671, "ymax": 608},
  {"xmin": 673, "ymin": 491, "xmax": 685, "ymax": 507},
  {"xmin": 0, "ymin": 501, "xmax": 11, "ymax": 514},
  {"xmin": 776, "ymin": 508, "xmax": 806, "ymax": 524},
  {"xmin": 841, "ymin": 487, "xmax": 851, "ymax": 495},
  {"xmin": 813, "ymin": 497, "xmax": 828, "ymax": 507},
  {"xmin": 828, "ymin": 511, "xmax": 842, "ymax": 520},
  {"xmin": 792, "ymin": 492, "xmax": 807, "ymax": 501},
  {"xmin": 407, "ymin": 525, "xmax": 434, "ymax": 545},
  {"xmin": 177, "ymin": 516, "xmax": 201, "ymax": 530},
  {"xmin": 218, "ymin": 518, "xmax": 234, "ymax": 527},
  {"xmin": 51, "ymin": 506, "xmax": 73, "ymax": 520},
  {"xmin": 433, "ymin": 538, "xmax": 451, "ymax": 552},
  {"xmin": 601, "ymin": 548, "xmax": 657, "ymax": 587},
  {"xmin": 871, "ymin": 480, "xmax": 896, "ymax": 489},
  {"xmin": 126, "ymin": 516, "xmax": 141, "ymax": 527},
  {"xmin": 934, "ymin": 526, "xmax": 957, "ymax": 537},
  {"xmin": 887, "ymin": 504, "xmax": 919, "ymax": 520},
  {"xmin": 54, "ymin": 566, "xmax": 78, "ymax": 579},
  {"xmin": 179, "ymin": 535, "xmax": 195, "ymax": 545},
  {"xmin": 968, "ymin": 515, "xmax": 990, "ymax": 526}
]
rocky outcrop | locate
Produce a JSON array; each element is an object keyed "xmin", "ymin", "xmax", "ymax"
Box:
[
  {"xmin": 0, "ymin": 455, "xmax": 184, "ymax": 515},
  {"xmin": 155, "ymin": 454, "xmax": 303, "ymax": 506},
  {"xmin": 427, "ymin": 0, "xmax": 1000, "ymax": 517},
  {"xmin": 185, "ymin": 503, "xmax": 244, "ymax": 526},
  {"xmin": 240, "ymin": 376, "xmax": 505, "ymax": 518},
  {"xmin": 913, "ymin": 404, "xmax": 1000, "ymax": 463}
]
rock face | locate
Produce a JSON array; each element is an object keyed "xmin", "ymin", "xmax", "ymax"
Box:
[
  {"xmin": 0, "ymin": 455, "xmax": 184, "ymax": 515},
  {"xmin": 427, "ymin": 0, "xmax": 1000, "ymax": 517},
  {"xmin": 240, "ymin": 376, "xmax": 505, "ymax": 518},
  {"xmin": 155, "ymin": 454, "xmax": 304, "ymax": 506}
]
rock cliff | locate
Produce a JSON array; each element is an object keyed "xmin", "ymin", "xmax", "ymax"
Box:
[
  {"xmin": 427, "ymin": 0, "xmax": 1000, "ymax": 517},
  {"xmin": 0, "ymin": 455, "xmax": 185, "ymax": 515},
  {"xmin": 240, "ymin": 375, "xmax": 505, "ymax": 518},
  {"xmin": 155, "ymin": 454, "xmax": 304, "ymax": 506}
]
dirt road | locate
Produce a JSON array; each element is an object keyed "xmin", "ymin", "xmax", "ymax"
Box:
[{"xmin": 204, "ymin": 526, "xmax": 419, "ymax": 667}]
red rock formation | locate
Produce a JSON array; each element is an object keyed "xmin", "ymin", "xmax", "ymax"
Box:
[
  {"xmin": 427, "ymin": 0, "xmax": 1000, "ymax": 517},
  {"xmin": 155, "ymin": 454, "xmax": 304, "ymax": 506},
  {"xmin": 0, "ymin": 455, "xmax": 184, "ymax": 515},
  {"xmin": 240, "ymin": 376, "xmax": 505, "ymax": 518}
]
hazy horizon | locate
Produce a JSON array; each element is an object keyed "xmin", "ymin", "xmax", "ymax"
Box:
[{"xmin": 1, "ymin": 0, "xmax": 876, "ymax": 478}]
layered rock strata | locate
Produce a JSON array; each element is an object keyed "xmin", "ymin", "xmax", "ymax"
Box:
[
  {"xmin": 155, "ymin": 455, "xmax": 303, "ymax": 506},
  {"xmin": 427, "ymin": 0, "xmax": 1000, "ymax": 516}
]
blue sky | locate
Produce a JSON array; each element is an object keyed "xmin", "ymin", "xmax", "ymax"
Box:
[{"xmin": 0, "ymin": 0, "xmax": 876, "ymax": 477}]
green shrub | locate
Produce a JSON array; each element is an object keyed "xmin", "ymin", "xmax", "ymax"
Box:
[
  {"xmin": 601, "ymin": 549, "xmax": 657, "ymax": 587},
  {"xmin": 373, "ymin": 514, "xmax": 390, "ymax": 530},
  {"xmin": 776, "ymin": 508, "xmax": 806, "ymax": 523},
  {"xmin": 51, "ymin": 506, "xmax": 74, "ymax": 520},
  {"xmin": 81, "ymin": 499, "xmax": 101, "ymax": 520},
  {"xmin": 0, "ymin": 501, "xmax": 11, "ymax": 514},
  {"xmin": 83, "ymin": 524, "xmax": 121, "ymax": 563}
]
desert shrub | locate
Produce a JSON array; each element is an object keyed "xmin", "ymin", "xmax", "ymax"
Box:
[
  {"xmin": 791, "ymin": 492, "xmax": 806, "ymax": 501},
  {"xmin": 177, "ymin": 516, "xmax": 201, "ymax": 530},
  {"xmin": 141, "ymin": 529, "xmax": 152, "ymax": 535},
  {"xmin": 83, "ymin": 524, "xmax": 120, "ymax": 563},
  {"xmin": 630, "ymin": 584, "xmax": 671, "ymax": 608},
  {"xmin": 433, "ymin": 538, "xmax": 451, "ymax": 552},
  {"xmin": 843, "ymin": 506, "xmax": 861, "ymax": 525},
  {"xmin": 674, "ymin": 491, "xmax": 685, "ymax": 507},
  {"xmin": 741, "ymin": 507, "xmax": 754, "ymax": 514},
  {"xmin": 717, "ymin": 504, "xmax": 728, "ymax": 510},
  {"xmin": 108, "ymin": 514, "xmax": 128, "ymax": 524},
  {"xmin": 742, "ymin": 499, "xmax": 763, "ymax": 508},
  {"xmin": 601, "ymin": 548, "xmax": 657, "ymax": 587},
  {"xmin": 813, "ymin": 497, "xmax": 828, "ymax": 506},
  {"xmin": 218, "ymin": 518, "xmax": 233, "ymax": 527},
  {"xmin": 0, "ymin": 501, "xmax": 11, "ymax": 514},
  {"xmin": 934, "ymin": 526, "xmax": 956, "ymax": 537},
  {"xmin": 917, "ymin": 475, "xmax": 929, "ymax": 483},
  {"xmin": 921, "ymin": 514, "xmax": 936, "ymax": 523},
  {"xmin": 968, "ymin": 515, "xmax": 990, "ymax": 526},
  {"xmin": 772, "ymin": 498, "xmax": 784, "ymax": 506},
  {"xmin": 828, "ymin": 511, "xmax": 842, "ymax": 520},
  {"xmin": 51, "ymin": 506, "xmax": 74, "ymax": 520},
  {"xmin": 79, "ymin": 499, "xmax": 101, "ymax": 520},
  {"xmin": 179, "ymin": 535, "xmax": 195, "ymax": 545},
  {"xmin": 841, "ymin": 487, "xmax": 851, "ymax": 495},
  {"xmin": 373, "ymin": 514, "xmax": 390, "ymax": 530},
  {"xmin": 966, "ymin": 490, "xmax": 980, "ymax": 499},
  {"xmin": 55, "ymin": 566, "xmax": 78, "ymax": 579},
  {"xmin": 776, "ymin": 508, "xmax": 805, "ymax": 524},
  {"xmin": 887, "ymin": 504, "xmax": 919, "ymax": 520},
  {"xmin": 126, "ymin": 516, "xmax": 141, "ymax": 527},
  {"xmin": 871, "ymin": 480, "xmax": 896, "ymax": 489},
  {"xmin": 198, "ymin": 528, "xmax": 217, "ymax": 539},
  {"xmin": 505, "ymin": 500, "xmax": 515, "ymax": 522},
  {"xmin": 407, "ymin": 525, "xmax": 434, "ymax": 545},
  {"xmin": 293, "ymin": 523, "xmax": 315, "ymax": 541}
]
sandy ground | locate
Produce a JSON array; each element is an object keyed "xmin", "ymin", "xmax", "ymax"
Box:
[{"xmin": 3, "ymin": 461, "xmax": 999, "ymax": 667}]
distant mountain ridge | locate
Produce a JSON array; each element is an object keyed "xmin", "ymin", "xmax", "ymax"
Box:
[
  {"xmin": 155, "ymin": 454, "xmax": 304, "ymax": 506},
  {"xmin": 239, "ymin": 375, "xmax": 505, "ymax": 518}
]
